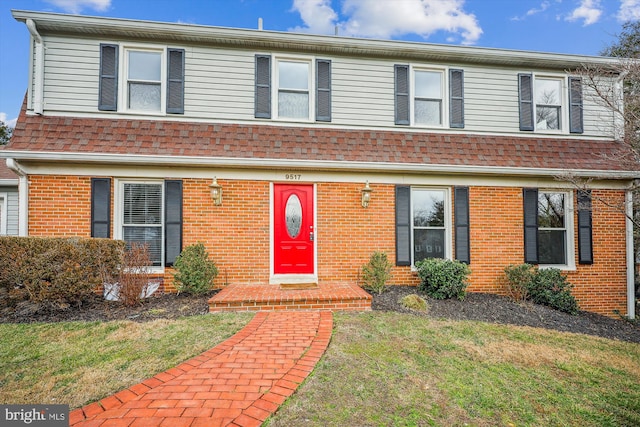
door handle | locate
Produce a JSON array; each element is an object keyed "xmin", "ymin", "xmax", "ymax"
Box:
[{"xmin": 309, "ymin": 232, "xmax": 314, "ymax": 241}]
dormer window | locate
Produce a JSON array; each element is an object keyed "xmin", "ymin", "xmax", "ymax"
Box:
[
  {"xmin": 126, "ymin": 50, "xmax": 163, "ymax": 112},
  {"xmin": 98, "ymin": 44, "xmax": 185, "ymax": 115},
  {"xmin": 277, "ymin": 60, "xmax": 311, "ymax": 119}
]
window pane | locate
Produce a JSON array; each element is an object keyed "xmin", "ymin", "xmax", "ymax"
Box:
[
  {"xmin": 539, "ymin": 230, "xmax": 566, "ymax": 264},
  {"xmin": 538, "ymin": 193, "xmax": 565, "ymax": 228},
  {"xmin": 413, "ymin": 190, "xmax": 445, "ymax": 227},
  {"xmin": 123, "ymin": 226, "xmax": 162, "ymax": 266},
  {"xmin": 128, "ymin": 51, "xmax": 161, "ymax": 81},
  {"xmin": 536, "ymin": 106, "xmax": 560, "ymax": 129},
  {"xmin": 278, "ymin": 91, "xmax": 309, "ymax": 118},
  {"xmin": 129, "ymin": 83, "xmax": 161, "ymax": 111},
  {"xmin": 415, "ymin": 71, "xmax": 441, "ymax": 98},
  {"xmin": 278, "ymin": 61, "xmax": 308, "ymax": 90},
  {"xmin": 535, "ymin": 79, "xmax": 561, "ymax": 105},
  {"xmin": 123, "ymin": 184, "xmax": 162, "ymax": 225},
  {"xmin": 414, "ymin": 229, "xmax": 445, "ymax": 262},
  {"xmin": 415, "ymin": 99, "xmax": 441, "ymax": 125}
]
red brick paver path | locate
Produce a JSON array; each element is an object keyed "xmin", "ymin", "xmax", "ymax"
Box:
[{"xmin": 70, "ymin": 311, "xmax": 332, "ymax": 427}]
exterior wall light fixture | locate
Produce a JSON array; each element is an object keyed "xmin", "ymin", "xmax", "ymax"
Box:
[
  {"xmin": 209, "ymin": 177, "xmax": 223, "ymax": 206},
  {"xmin": 361, "ymin": 180, "xmax": 373, "ymax": 208}
]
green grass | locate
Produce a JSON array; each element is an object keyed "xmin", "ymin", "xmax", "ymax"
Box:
[
  {"xmin": 2, "ymin": 311, "xmax": 638, "ymax": 426},
  {"xmin": 266, "ymin": 312, "xmax": 640, "ymax": 427},
  {"xmin": 0, "ymin": 313, "xmax": 253, "ymax": 408}
]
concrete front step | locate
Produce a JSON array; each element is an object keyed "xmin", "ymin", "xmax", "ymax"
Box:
[{"xmin": 208, "ymin": 282, "xmax": 372, "ymax": 312}]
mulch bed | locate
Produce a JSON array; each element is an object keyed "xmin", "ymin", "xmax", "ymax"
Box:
[{"xmin": 1, "ymin": 286, "xmax": 639, "ymax": 344}]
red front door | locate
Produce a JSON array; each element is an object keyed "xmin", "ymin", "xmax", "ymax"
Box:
[{"xmin": 274, "ymin": 184, "xmax": 314, "ymax": 275}]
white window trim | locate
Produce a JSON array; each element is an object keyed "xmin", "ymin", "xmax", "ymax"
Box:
[
  {"xmin": 273, "ymin": 55, "xmax": 315, "ymax": 122},
  {"xmin": 538, "ymin": 190, "xmax": 576, "ymax": 271},
  {"xmin": 410, "ymin": 187, "xmax": 453, "ymax": 267},
  {"xmin": 0, "ymin": 193, "xmax": 7, "ymax": 235},
  {"xmin": 113, "ymin": 179, "xmax": 165, "ymax": 272},
  {"xmin": 410, "ymin": 66, "xmax": 448, "ymax": 128},
  {"xmin": 118, "ymin": 44, "xmax": 167, "ymax": 115},
  {"xmin": 533, "ymin": 74, "xmax": 569, "ymax": 134}
]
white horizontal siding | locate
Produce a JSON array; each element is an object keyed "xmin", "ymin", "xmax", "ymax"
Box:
[
  {"xmin": 43, "ymin": 36, "xmax": 99, "ymax": 112},
  {"xmin": 0, "ymin": 189, "xmax": 19, "ymax": 236},
  {"xmin": 37, "ymin": 34, "xmax": 616, "ymax": 139}
]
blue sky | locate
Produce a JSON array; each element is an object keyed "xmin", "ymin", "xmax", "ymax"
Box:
[{"xmin": 1, "ymin": 0, "xmax": 639, "ymax": 126}]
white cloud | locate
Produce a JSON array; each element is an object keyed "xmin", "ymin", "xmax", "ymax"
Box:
[
  {"xmin": 618, "ymin": 0, "xmax": 640, "ymax": 21},
  {"xmin": 290, "ymin": 0, "xmax": 483, "ymax": 45},
  {"xmin": 290, "ymin": 0, "xmax": 339, "ymax": 34},
  {"xmin": 0, "ymin": 113, "xmax": 17, "ymax": 128},
  {"xmin": 527, "ymin": 1, "xmax": 551, "ymax": 16},
  {"xmin": 565, "ymin": 0, "xmax": 602, "ymax": 26},
  {"xmin": 43, "ymin": 0, "xmax": 111, "ymax": 14}
]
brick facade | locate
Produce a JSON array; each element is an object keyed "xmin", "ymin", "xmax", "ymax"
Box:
[{"xmin": 26, "ymin": 175, "xmax": 629, "ymax": 317}]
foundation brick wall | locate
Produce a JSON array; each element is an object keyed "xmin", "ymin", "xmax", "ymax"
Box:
[{"xmin": 26, "ymin": 175, "xmax": 629, "ymax": 316}]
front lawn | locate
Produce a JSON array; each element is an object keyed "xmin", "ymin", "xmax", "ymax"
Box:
[
  {"xmin": 267, "ymin": 312, "xmax": 640, "ymax": 427},
  {"xmin": 0, "ymin": 313, "xmax": 253, "ymax": 408}
]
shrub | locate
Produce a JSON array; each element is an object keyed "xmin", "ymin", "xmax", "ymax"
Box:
[
  {"xmin": 361, "ymin": 251, "xmax": 393, "ymax": 295},
  {"xmin": 173, "ymin": 242, "xmax": 218, "ymax": 295},
  {"xmin": 400, "ymin": 294, "xmax": 428, "ymax": 312},
  {"xmin": 0, "ymin": 236, "xmax": 124, "ymax": 308},
  {"xmin": 529, "ymin": 267, "xmax": 579, "ymax": 315},
  {"xmin": 117, "ymin": 243, "xmax": 151, "ymax": 306},
  {"xmin": 503, "ymin": 264, "xmax": 536, "ymax": 302},
  {"xmin": 416, "ymin": 258, "xmax": 470, "ymax": 300}
]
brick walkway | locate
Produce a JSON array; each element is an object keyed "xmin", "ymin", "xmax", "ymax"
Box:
[{"xmin": 69, "ymin": 311, "xmax": 333, "ymax": 427}]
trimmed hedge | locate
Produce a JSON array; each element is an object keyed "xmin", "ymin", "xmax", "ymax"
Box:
[
  {"xmin": 416, "ymin": 258, "xmax": 471, "ymax": 300},
  {"xmin": 0, "ymin": 236, "xmax": 124, "ymax": 307}
]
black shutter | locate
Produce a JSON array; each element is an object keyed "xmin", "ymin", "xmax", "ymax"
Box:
[
  {"xmin": 518, "ymin": 73, "xmax": 534, "ymax": 131},
  {"xmin": 449, "ymin": 69, "xmax": 464, "ymax": 128},
  {"xmin": 316, "ymin": 59, "xmax": 331, "ymax": 122},
  {"xmin": 91, "ymin": 178, "xmax": 111, "ymax": 238},
  {"xmin": 255, "ymin": 55, "xmax": 271, "ymax": 119},
  {"xmin": 167, "ymin": 48, "xmax": 185, "ymax": 114},
  {"xmin": 577, "ymin": 190, "xmax": 593, "ymax": 264},
  {"xmin": 523, "ymin": 188, "xmax": 539, "ymax": 264},
  {"xmin": 569, "ymin": 77, "xmax": 584, "ymax": 134},
  {"xmin": 454, "ymin": 187, "xmax": 470, "ymax": 264},
  {"xmin": 395, "ymin": 65, "xmax": 410, "ymax": 125},
  {"xmin": 395, "ymin": 186, "xmax": 411, "ymax": 266},
  {"xmin": 98, "ymin": 44, "xmax": 118, "ymax": 111},
  {"xmin": 165, "ymin": 180, "xmax": 183, "ymax": 267}
]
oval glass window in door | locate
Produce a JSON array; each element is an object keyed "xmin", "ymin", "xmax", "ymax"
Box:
[{"xmin": 285, "ymin": 194, "xmax": 303, "ymax": 238}]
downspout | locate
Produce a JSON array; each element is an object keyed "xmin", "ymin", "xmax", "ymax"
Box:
[
  {"xmin": 6, "ymin": 159, "xmax": 28, "ymax": 237},
  {"xmin": 626, "ymin": 190, "xmax": 636, "ymax": 319},
  {"xmin": 26, "ymin": 19, "xmax": 44, "ymax": 115}
]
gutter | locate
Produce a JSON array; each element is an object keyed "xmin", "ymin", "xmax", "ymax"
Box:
[
  {"xmin": 626, "ymin": 191, "xmax": 636, "ymax": 319},
  {"xmin": 6, "ymin": 159, "xmax": 28, "ymax": 236},
  {"xmin": 26, "ymin": 19, "xmax": 44, "ymax": 115},
  {"xmin": 0, "ymin": 150, "xmax": 639, "ymax": 180}
]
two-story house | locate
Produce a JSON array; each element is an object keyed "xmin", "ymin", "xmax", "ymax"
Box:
[{"xmin": 3, "ymin": 10, "xmax": 637, "ymax": 318}]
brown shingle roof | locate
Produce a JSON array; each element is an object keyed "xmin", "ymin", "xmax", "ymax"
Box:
[
  {"xmin": 5, "ymin": 110, "xmax": 637, "ymax": 174},
  {"xmin": 0, "ymin": 161, "xmax": 17, "ymax": 180}
]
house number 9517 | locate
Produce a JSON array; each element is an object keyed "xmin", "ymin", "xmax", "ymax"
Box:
[{"xmin": 285, "ymin": 173, "xmax": 302, "ymax": 180}]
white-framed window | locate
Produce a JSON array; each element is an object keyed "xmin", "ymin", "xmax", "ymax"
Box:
[
  {"xmin": 411, "ymin": 188, "xmax": 451, "ymax": 264},
  {"xmin": 0, "ymin": 193, "xmax": 7, "ymax": 235},
  {"xmin": 275, "ymin": 57, "xmax": 312, "ymax": 120},
  {"xmin": 413, "ymin": 68, "xmax": 445, "ymax": 126},
  {"xmin": 114, "ymin": 180, "xmax": 164, "ymax": 268},
  {"xmin": 538, "ymin": 190, "xmax": 575, "ymax": 268},
  {"xmin": 535, "ymin": 77, "xmax": 563, "ymax": 131},
  {"xmin": 122, "ymin": 47, "xmax": 166, "ymax": 113}
]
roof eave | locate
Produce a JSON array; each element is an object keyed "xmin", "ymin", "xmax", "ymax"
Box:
[
  {"xmin": 1, "ymin": 150, "xmax": 637, "ymax": 180},
  {"xmin": 11, "ymin": 9, "xmax": 623, "ymax": 71}
]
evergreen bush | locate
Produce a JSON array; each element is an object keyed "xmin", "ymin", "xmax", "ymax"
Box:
[
  {"xmin": 360, "ymin": 251, "xmax": 393, "ymax": 295},
  {"xmin": 172, "ymin": 242, "xmax": 218, "ymax": 295},
  {"xmin": 416, "ymin": 258, "xmax": 470, "ymax": 300}
]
